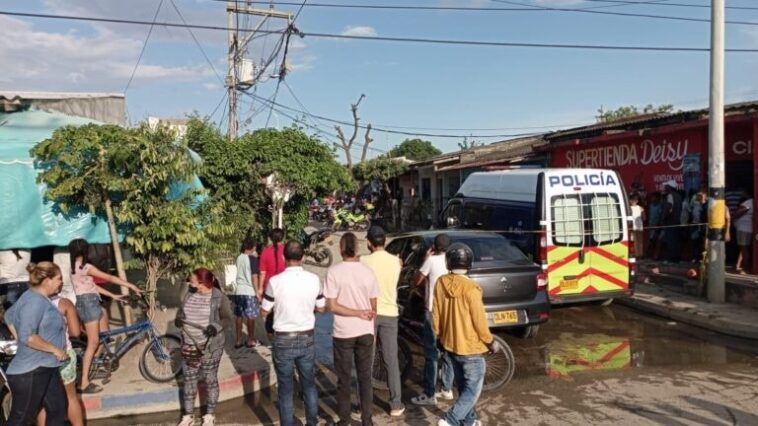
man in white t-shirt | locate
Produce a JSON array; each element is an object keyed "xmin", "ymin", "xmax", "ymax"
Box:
[
  {"xmin": 734, "ymin": 190, "xmax": 754, "ymax": 274},
  {"xmin": 410, "ymin": 234, "xmax": 454, "ymax": 406},
  {"xmin": 261, "ymin": 240, "xmax": 325, "ymax": 426},
  {"xmin": 0, "ymin": 249, "xmax": 31, "ymax": 310}
]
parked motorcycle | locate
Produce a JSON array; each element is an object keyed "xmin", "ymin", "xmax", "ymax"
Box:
[
  {"xmin": 332, "ymin": 203, "xmax": 373, "ymax": 231},
  {"xmin": 301, "ymin": 227, "xmax": 333, "ymax": 268},
  {"xmin": 0, "ymin": 326, "xmax": 16, "ymax": 423}
]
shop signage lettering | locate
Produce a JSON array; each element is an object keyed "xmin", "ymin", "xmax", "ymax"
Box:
[
  {"xmin": 565, "ymin": 139, "xmax": 689, "ymax": 171},
  {"xmin": 732, "ymin": 139, "xmax": 752, "ymax": 156}
]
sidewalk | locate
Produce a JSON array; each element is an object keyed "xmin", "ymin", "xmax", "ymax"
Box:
[
  {"xmin": 80, "ymin": 310, "xmax": 275, "ymax": 420},
  {"xmin": 618, "ymin": 261, "xmax": 758, "ymax": 340}
]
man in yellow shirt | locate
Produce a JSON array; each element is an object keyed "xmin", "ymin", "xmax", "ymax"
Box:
[
  {"xmin": 361, "ymin": 226, "xmax": 405, "ymax": 417},
  {"xmin": 433, "ymin": 243, "xmax": 499, "ymax": 426}
]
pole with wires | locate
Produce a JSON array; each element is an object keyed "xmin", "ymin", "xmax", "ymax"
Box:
[
  {"xmin": 707, "ymin": 0, "xmax": 726, "ymax": 303},
  {"xmin": 227, "ymin": 0, "xmax": 238, "ymax": 140}
]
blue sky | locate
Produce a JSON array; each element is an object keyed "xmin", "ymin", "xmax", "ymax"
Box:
[{"xmin": 3, "ymin": 0, "xmax": 758, "ymax": 157}]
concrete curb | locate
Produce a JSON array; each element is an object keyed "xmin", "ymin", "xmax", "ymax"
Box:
[
  {"xmin": 80, "ymin": 363, "xmax": 274, "ymax": 420},
  {"xmin": 616, "ymin": 294, "xmax": 758, "ymax": 341}
]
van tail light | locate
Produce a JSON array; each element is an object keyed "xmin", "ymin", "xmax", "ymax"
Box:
[
  {"xmin": 536, "ymin": 272, "xmax": 548, "ymax": 291},
  {"xmin": 538, "ymin": 230, "xmax": 547, "ymax": 263},
  {"xmin": 628, "ymin": 230, "xmax": 636, "ymax": 280}
]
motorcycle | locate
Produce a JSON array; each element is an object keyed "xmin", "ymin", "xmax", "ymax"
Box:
[
  {"xmin": 301, "ymin": 227, "xmax": 333, "ymax": 268},
  {"xmin": 0, "ymin": 326, "xmax": 16, "ymax": 423},
  {"xmin": 332, "ymin": 202, "xmax": 373, "ymax": 231}
]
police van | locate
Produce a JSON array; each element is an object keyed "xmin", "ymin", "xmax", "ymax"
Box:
[{"xmin": 439, "ymin": 168, "xmax": 634, "ymax": 304}]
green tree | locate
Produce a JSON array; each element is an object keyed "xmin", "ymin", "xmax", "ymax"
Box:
[
  {"xmin": 596, "ymin": 104, "xmax": 675, "ymax": 123},
  {"xmin": 353, "ymin": 156, "xmax": 409, "ymax": 184},
  {"xmin": 388, "ymin": 138, "xmax": 442, "ymax": 161},
  {"xmin": 31, "ymin": 124, "xmax": 140, "ymax": 319},
  {"xmin": 33, "ymin": 124, "xmax": 231, "ymax": 317},
  {"xmin": 242, "ymin": 125, "xmax": 354, "ymax": 235},
  {"xmin": 458, "ymin": 136, "xmax": 480, "ymax": 150}
]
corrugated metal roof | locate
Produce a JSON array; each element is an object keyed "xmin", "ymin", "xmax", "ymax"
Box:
[
  {"xmin": 0, "ymin": 91, "xmax": 126, "ymax": 125},
  {"xmin": 0, "ymin": 91, "xmax": 124, "ymax": 100},
  {"xmin": 545, "ymin": 100, "xmax": 758, "ymax": 141}
]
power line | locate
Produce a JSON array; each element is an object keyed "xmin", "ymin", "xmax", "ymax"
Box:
[
  {"xmin": 207, "ymin": 0, "xmax": 758, "ymax": 13},
  {"xmin": 168, "ymin": 0, "xmax": 224, "ymax": 83},
  {"xmin": 6, "ymin": 10, "xmax": 758, "ymax": 53},
  {"xmin": 246, "ymin": 92, "xmax": 545, "ymax": 139},
  {"xmin": 123, "ymin": 0, "xmax": 164, "ymax": 93}
]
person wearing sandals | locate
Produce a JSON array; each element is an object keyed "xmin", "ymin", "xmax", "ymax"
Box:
[
  {"xmin": 176, "ymin": 268, "xmax": 232, "ymax": 426},
  {"xmin": 68, "ymin": 239, "xmax": 142, "ymax": 394},
  {"xmin": 4, "ymin": 262, "xmax": 68, "ymax": 426},
  {"xmin": 233, "ymin": 238, "xmax": 261, "ymax": 349},
  {"xmin": 38, "ymin": 292, "xmax": 84, "ymax": 426}
]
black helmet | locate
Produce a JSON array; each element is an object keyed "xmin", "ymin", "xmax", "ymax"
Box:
[{"xmin": 445, "ymin": 242, "xmax": 473, "ymax": 270}]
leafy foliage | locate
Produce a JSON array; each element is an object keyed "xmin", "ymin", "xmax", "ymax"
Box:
[
  {"xmin": 353, "ymin": 156, "xmax": 409, "ymax": 183},
  {"xmin": 186, "ymin": 119, "xmax": 353, "ymax": 242},
  {"xmin": 32, "ymin": 123, "xmax": 232, "ymax": 317},
  {"xmin": 596, "ymin": 104, "xmax": 675, "ymax": 123},
  {"xmin": 388, "ymin": 138, "xmax": 442, "ymax": 161},
  {"xmin": 458, "ymin": 136, "xmax": 481, "ymax": 151}
]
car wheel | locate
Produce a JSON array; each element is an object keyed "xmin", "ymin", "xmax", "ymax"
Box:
[{"xmin": 515, "ymin": 324, "xmax": 540, "ymax": 339}]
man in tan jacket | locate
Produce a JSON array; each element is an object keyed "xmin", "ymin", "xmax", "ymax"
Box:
[{"xmin": 433, "ymin": 243, "xmax": 499, "ymax": 426}]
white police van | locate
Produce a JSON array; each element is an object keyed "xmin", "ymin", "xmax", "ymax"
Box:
[{"xmin": 440, "ymin": 168, "xmax": 634, "ymax": 304}]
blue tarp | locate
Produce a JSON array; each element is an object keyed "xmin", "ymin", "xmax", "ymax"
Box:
[{"xmin": 0, "ymin": 109, "xmax": 204, "ymax": 250}]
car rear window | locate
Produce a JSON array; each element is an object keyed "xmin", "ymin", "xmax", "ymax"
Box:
[{"xmin": 451, "ymin": 235, "xmax": 530, "ymax": 265}]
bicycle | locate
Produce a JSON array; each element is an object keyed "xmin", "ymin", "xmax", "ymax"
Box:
[
  {"xmin": 75, "ymin": 297, "xmax": 183, "ymax": 384},
  {"xmin": 372, "ymin": 287, "xmax": 516, "ymax": 393}
]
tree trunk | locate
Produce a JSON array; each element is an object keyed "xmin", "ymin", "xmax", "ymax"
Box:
[
  {"xmin": 103, "ymin": 194, "xmax": 133, "ymax": 326},
  {"xmin": 145, "ymin": 256, "xmax": 160, "ymax": 321}
]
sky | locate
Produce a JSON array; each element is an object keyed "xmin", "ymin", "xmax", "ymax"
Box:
[{"xmin": 3, "ymin": 0, "xmax": 758, "ymax": 157}]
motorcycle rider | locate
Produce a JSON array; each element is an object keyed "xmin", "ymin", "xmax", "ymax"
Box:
[{"xmin": 433, "ymin": 243, "xmax": 500, "ymax": 426}]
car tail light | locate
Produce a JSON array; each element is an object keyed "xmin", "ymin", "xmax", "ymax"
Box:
[{"xmin": 536, "ymin": 272, "xmax": 548, "ymax": 291}]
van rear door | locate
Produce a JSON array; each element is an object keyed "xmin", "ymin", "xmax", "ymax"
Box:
[{"xmin": 544, "ymin": 169, "xmax": 630, "ymax": 303}]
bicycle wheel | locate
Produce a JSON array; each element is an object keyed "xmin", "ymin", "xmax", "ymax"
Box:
[
  {"xmin": 483, "ymin": 335, "xmax": 515, "ymax": 392},
  {"xmin": 139, "ymin": 334, "xmax": 182, "ymax": 383},
  {"xmin": 372, "ymin": 338, "xmax": 412, "ymax": 391}
]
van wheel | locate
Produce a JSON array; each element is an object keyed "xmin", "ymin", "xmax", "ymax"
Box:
[
  {"xmin": 515, "ymin": 324, "xmax": 539, "ymax": 339},
  {"xmin": 600, "ymin": 298, "xmax": 614, "ymax": 307}
]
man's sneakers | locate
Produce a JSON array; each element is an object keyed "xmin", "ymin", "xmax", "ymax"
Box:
[
  {"xmin": 201, "ymin": 414, "xmax": 215, "ymax": 426},
  {"xmin": 438, "ymin": 420, "xmax": 482, "ymax": 426},
  {"xmin": 435, "ymin": 389, "xmax": 454, "ymax": 401},
  {"xmin": 412, "ymin": 390, "xmax": 455, "ymax": 406},
  {"xmin": 390, "ymin": 406, "xmax": 406, "ymax": 417},
  {"xmin": 411, "ymin": 393, "xmax": 437, "ymax": 405},
  {"xmin": 177, "ymin": 415, "xmax": 194, "ymax": 426}
]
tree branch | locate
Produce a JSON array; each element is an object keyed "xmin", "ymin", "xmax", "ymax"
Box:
[
  {"xmin": 348, "ymin": 94, "xmax": 365, "ymax": 145},
  {"xmin": 361, "ymin": 123, "xmax": 373, "ymax": 164}
]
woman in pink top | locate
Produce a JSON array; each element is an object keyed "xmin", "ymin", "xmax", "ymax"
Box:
[
  {"xmin": 259, "ymin": 228, "xmax": 285, "ymax": 335},
  {"xmin": 68, "ymin": 239, "xmax": 142, "ymax": 394}
]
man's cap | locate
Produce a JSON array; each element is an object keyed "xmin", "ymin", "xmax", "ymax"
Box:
[{"xmin": 664, "ymin": 179, "xmax": 678, "ymax": 189}]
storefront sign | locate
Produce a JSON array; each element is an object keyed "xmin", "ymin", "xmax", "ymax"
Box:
[{"xmin": 564, "ymin": 138, "xmax": 689, "ymax": 171}]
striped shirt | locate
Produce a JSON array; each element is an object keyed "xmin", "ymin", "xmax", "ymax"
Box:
[{"xmin": 182, "ymin": 292, "xmax": 211, "ymax": 344}]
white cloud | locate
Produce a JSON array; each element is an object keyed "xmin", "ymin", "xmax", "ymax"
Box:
[
  {"xmin": 203, "ymin": 82, "xmax": 221, "ymax": 90},
  {"xmin": 0, "ymin": 16, "xmax": 215, "ymax": 91},
  {"xmin": 340, "ymin": 25, "xmax": 378, "ymax": 38}
]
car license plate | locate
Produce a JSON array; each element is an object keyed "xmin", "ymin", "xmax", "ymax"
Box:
[
  {"xmin": 560, "ymin": 278, "xmax": 579, "ymax": 290},
  {"xmin": 493, "ymin": 310, "xmax": 518, "ymax": 324}
]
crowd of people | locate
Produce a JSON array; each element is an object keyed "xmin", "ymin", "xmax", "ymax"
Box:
[
  {"xmin": 0, "ymin": 226, "xmax": 500, "ymax": 426},
  {"xmin": 0, "ymin": 239, "xmax": 142, "ymax": 426},
  {"xmin": 629, "ymin": 180, "xmax": 754, "ymax": 273}
]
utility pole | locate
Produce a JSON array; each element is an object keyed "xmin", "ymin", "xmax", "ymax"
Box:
[
  {"xmin": 707, "ymin": 0, "xmax": 726, "ymax": 303},
  {"xmin": 226, "ymin": 1, "xmax": 292, "ymax": 140}
]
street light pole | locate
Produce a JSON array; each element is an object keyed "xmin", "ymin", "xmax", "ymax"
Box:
[{"xmin": 707, "ymin": 0, "xmax": 726, "ymax": 303}]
